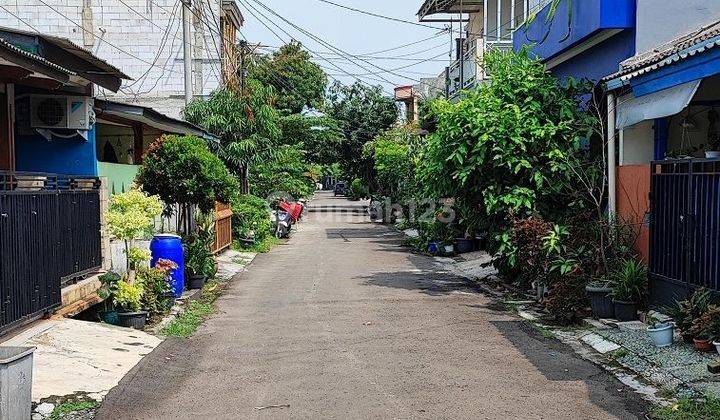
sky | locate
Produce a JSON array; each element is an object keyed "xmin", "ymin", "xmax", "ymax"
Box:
[{"xmin": 237, "ymin": 0, "xmax": 458, "ymax": 95}]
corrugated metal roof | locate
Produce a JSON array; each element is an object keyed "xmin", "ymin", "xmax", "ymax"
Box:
[
  {"xmin": 0, "ymin": 26, "xmax": 131, "ymax": 80},
  {"xmin": 603, "ymin": 19, "xmax": 720, "ymax": 85},
  {"xmin": 0, "ymin": 37, "xmax": 75, "ymax": 76},
  {"xmin": 95, "ymin": 99, "xmax": 220, "ymax": 142}
]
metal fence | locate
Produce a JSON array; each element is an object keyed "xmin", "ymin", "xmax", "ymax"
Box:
[
  {"xmin": 0, "ymin": 171, "xmax": 102, "ymax": 333},
  {"xmin": 649, "ymin": 159, "xmax": 720, "ymax": 305}
]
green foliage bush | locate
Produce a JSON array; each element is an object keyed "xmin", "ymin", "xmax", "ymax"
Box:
[
  {"xmin": 183, "ymin": 86, "xmax": 281, "ymax": 173},
  {"xmin": 363, "ymin": 125, "xmax": 422, "ymax": 204},
  {"xmin": 249, "ymin": 144, "xmax": 315, "ymax": 199},
  {"xmin": 418, "ymin": 49, "xmax": 593, "ymax": 270},
  {"xmin": 231, "ymin": 194, "xmax": 272, "ymax": 243},
  {"xmin": 248, "ymin": 41, "xmax": 328, "ymax": 114},
  {"xmin": 114, "ymin": 280, "xmax": 143, "ymax": 312},
  {"xmin": 106, "ymin": 189, "xmax": 163, "ymax": 242},
  {"xmin": 185, "ymin": 214, "xmax": 217, "ymax": 278},
  {"xmin": 137, "ymin": 135, "xmax": 238, "ymax": 213},
  {"xmin": 137, "ymin": 265, "xmax": 173, "ymax": 315},
  {"xmin": 348, "ymin": 178, "xmax": 368, "ymax": 201}
]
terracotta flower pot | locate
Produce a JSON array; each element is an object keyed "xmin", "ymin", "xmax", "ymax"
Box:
[{"xmin": 693, "ymin": 338, "xmax": 714, "ymax": 352}]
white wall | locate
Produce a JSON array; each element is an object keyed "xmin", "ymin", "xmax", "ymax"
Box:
[
  {"xmin": 636, "ymin": 0, "xmax": 720, "ymax": 54},
  {"xmin": 620, "ymin": 120, "xmax": 654, "ymax": 165},
  {"xmin": 0, "ymin": 0, "xmax": 225, "ymax": 119}
]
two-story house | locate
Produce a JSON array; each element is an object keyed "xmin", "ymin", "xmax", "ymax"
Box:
[
  {"xmin": 418, "ymin": 0, "xmax": 542, "ymax": 99},
  {"xmin": 516, "ymin": 0, "xmax": 720, "ymax": 305},
  {"xmin": 0, "ymin": 0, "xmax": 244, "ymax": 119}
]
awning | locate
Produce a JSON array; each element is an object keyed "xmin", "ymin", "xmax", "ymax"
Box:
[
  {"xmin": 94, "ymin": 99, "xmax": 219, "ymax": 143},
  {"xmin": 616, "ymin": 80, "xmax": 701, "ymax": 130}
]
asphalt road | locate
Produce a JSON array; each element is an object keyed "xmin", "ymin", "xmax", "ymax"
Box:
[{"xmin": 96, "ymin": 192, "xmax": 649, "ymax": 420}]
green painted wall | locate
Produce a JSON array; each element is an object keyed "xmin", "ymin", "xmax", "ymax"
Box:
[{"xmin": 98, "ymin": 162, "xmax": 140, "ymax": 195}]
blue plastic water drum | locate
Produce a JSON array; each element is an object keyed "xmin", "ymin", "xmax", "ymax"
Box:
[{"xmin": 150, "ymin": 234, "xmax": 185, "ymax": 297}]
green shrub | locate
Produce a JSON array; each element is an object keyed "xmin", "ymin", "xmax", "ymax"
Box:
[
  {"xmin": 137, "ymin": 135, "xmax": 238, "ymax": 213},
  {"xmin": 137, "ymin": 266, "xmax": 173, "ymax": 315},
  {"xmin": 114, "ymin": 280, "xmax": 143, "ymax": 312},
  {"xmin": 231, "ymin": 194, "xmax": 272, "ymax": 243},
  {"xmin": 610, "ymin": 259, "xmax": 648, "ymax": 304},
  {"xmin": 417, "ymin": 48, "xmax": 594, "ymax": 272},
  {"xmin": 348, "ymin": 178, "xmax": 368, "ymax": 200}
]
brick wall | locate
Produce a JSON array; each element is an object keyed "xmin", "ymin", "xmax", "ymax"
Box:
[{"xmin": 0, "ymin": 0, "xmax": 225, "ymax": 119}]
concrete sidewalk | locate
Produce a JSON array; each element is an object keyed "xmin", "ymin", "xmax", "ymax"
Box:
[
  {"xmin": 3, "ymin": 319, "xmax": 161, "ymax": 402},
  {"xmin": 0, "ymin": 248, "xmax": 255, "ymax": 416}
]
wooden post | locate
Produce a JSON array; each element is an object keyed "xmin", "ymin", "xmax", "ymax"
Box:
[{"xmin": 133, "ymin": 123, "xmax": 144, "ymax": 165}]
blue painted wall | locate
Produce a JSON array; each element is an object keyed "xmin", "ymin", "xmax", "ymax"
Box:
[
  {"xmin": 15, "ymin": 126, "xmax": 98, "ymax": 176},
  {"xmin": 514, "ymin": 0, "xmax": 636, "ymax": 62},
  {"xmin": 550, "ymin": 29, "xmax": 635, "ymax": 82}
]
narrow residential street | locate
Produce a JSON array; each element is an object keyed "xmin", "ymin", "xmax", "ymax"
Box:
[{"xmin": 96, "ymin": 192, "xmax": 648, "ymax": 420}]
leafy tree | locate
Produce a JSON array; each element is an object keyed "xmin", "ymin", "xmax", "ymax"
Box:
[
  {"xmin": 249, "ymin": 41, "xmax": 327, "ymax": 114},
  {"xmin": 183, "ymin": 85, "xmax": 281, "ymax": 191},
  {"xmin": 417, "ymin": 49, "xmax": 593, "ymax": 266},
  {"xmin": 231, "ymin": 194, "xmax": 272, "ymax": 243},
  {"xmin": 279, "ymin": 114, "xmax": 343, "ymax": 165},
  {"xmin": 362, "ymin": 124, "xmax": 423, "ymax": 202},
  {"xmin": 325, "ymin": 81, "xmax": 398, "ymax": 182},
  {"xmin": 249, "ymin": 144, "xmax": 315, "ymax": 199},
  {"xmin": 137, "ymin": 135, "xmax": 238, "ymax": 213}
]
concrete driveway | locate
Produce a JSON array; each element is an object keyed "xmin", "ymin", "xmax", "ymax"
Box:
[{"xmin": 96, "ymin": 192, "xmax": 649, "ymax": 420}]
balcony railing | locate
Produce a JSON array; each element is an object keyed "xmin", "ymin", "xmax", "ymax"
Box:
[{"xmin": 446, "ymin": 38, "xmax": 479, "ymax": 99}]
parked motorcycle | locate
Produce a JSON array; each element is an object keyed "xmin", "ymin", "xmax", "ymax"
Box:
[{"xmin": 271, "ymin": 209, "xmax": 292, "ymax": 239}]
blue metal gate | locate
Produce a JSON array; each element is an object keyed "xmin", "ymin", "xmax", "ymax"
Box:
[
  {"xmin": 0, "ymin": 172, "xmax": 101, "ymax": 333},
  {"xmin": 649, "ymin": 159, "xmax": 720, "ymax": 306}
]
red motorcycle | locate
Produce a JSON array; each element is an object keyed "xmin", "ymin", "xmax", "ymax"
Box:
[{"xmin": 277, "ymin": 199, "xmax": 305, "ymax": 223}]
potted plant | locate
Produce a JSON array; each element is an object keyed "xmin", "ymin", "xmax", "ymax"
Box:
[
  {"xmin": 585, "ymin": 277, "xmax": 615, "ymax": 319},
  {"xmin": 610, "ymin": 259, "xmax": 648, "ymax": 322},
  {"xmin": 690, "ymin": 306, "xmax": 720, "ymax": 352},
  {"xmin": 114, "ymin": 280, "xmax": 147, "ymax": 329},
  {"xmin": 154, "ymin": 259, "xmax": 179, "ymax": 311},
  {"xmin": 455, "ymin": 236, "xmax": 475, "ymax": 254},
  {"xmin": 665, "ymin": 288, "xmax": 712, "ymax": 343},
  {"xmin": 185, "ymin": 237, "xmax": 216, "ymax": 290},
  {"xmin": 646, "ymin": 314, "xmax": 674, "ymax": 348},
  {"xmin": 137, "ymin": 259, "xmax": 177, "ymax": 315},
  {"xmin": 97, "ymin": 271, "xmax": 121, "ymax": 325}
]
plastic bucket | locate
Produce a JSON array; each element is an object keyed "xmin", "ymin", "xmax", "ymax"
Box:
[{"xmin": 150, "ymin": 234, "xmax": 185, "ymax": 297}]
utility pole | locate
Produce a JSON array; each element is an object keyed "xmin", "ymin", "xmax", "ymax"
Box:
[
  {"xmin": 238, "ymin": 40, "xmax": 247, "ymax": 94},
  {"xmin": 458, "ymin": 0, "xmax": 464, "ymax": 93},
  {"xmin": 182, "ymin": 0, "xmax": 193, "ymax": 105}
]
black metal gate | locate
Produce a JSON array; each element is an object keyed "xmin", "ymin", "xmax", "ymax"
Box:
[
  {"xmin": 0, "ymin": 172, "xmax": 102, "ymax": 332},
  {"xmin": 649, "ymin": 159, "xmax": 720, "ymax": 306}
]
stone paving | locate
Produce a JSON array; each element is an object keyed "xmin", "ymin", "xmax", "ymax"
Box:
[{"xmin": 590, "ymin": 322, "xmax": 720, "ymax": 398}]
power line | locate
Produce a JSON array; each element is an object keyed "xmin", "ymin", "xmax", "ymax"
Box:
[
  {"xmin": 244, "ymin": 0, "xmax": 403, "ymax": 87},
  {"xmin": 246, "ymin": 0, "xmax": 443, "ymax": 92},
  {"xmin": 259, "ymin": 40, "xmax": 452, "ymax": 61},
  {"xmin": 34, "ymin": 0, "xmax": 184, "ymax": 76},
  {"xmin": 326, "ymin": 50, "xmax": 452, "ymax": 77},
  {"xmin": 238, "ymin": 0, "xmax": 396, "ymax": 95},
  {"xmin": 243, "ymin": 0, "xmax": 399, "ymax": 89},
  {"xmin": 235, "ymin": 3, "xmax": 321, "ymax": 97},
  {"xmin": 311, "ymin": 0, "xmax": 444, "ymax": 30}
]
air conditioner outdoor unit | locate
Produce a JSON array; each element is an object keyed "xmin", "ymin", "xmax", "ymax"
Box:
[{"xmin": 29, "ymin": 95, "xmax": 93, "ymax": 130}]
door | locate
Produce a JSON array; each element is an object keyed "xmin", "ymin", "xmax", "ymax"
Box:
[
  {"xmin": 649, "ymin": 159, "xmax": 720, "ymax": 306},
  {"xmin": 0, "ymin": 84, "xmax": 14, "ymax": 171}
]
